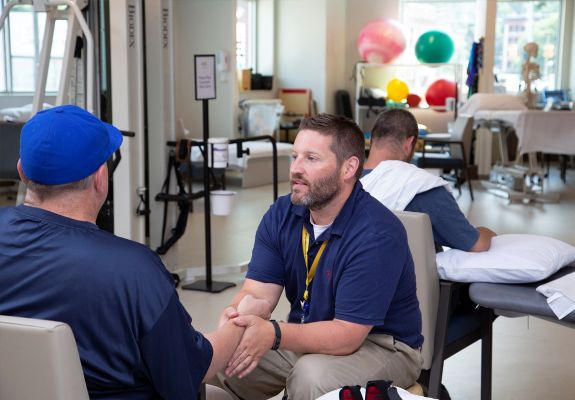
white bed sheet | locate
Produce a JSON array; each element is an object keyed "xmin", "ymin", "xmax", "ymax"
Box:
[{"xmin": 475, "ymin": 110, "xmax": 575, "ymax": 155}]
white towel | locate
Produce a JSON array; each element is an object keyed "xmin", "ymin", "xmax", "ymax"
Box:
[
  {"xmin": 536, "ymin": 271, "xmax": 575, "ymax": 319},
  {"xmin": 360, "ymin": 160, "xmax": 452, "ymax": 211}
]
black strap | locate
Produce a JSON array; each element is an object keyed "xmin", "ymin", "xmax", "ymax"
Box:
[{"xmin": 270, "ymin": 320, "xmax": 281, "ymax": 350}]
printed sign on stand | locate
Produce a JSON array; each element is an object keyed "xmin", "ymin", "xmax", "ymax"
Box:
[{"xmin": 194, "ymin": 54, "xmax": 216, "ymax": 100}]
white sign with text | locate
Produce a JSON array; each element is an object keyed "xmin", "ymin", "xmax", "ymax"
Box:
[{"xmin": 195, "ymin": 54, "xmax": 216, "ymax": 100}]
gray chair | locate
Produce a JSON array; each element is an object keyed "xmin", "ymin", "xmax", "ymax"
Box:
[
  {"xmin": 393, "ymin": 211, "xmax": 439, "ymax": 373},
  {"xmin": 0, "ymin": 315, "xmax": 89, "ymax": 400},
  {"xmin": 413, "ymin": 116, "xmax": 475, "ymax": 200},
  {"xmin": 394, "ymin": 211, "xmax": 493, "ymax": 399}
]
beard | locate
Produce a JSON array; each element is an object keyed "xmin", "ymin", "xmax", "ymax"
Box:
[{"xmin": 290, "ymin": 169, "xmax": 341, "ymax": 210}]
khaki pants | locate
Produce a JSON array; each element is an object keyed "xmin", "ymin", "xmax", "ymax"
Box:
[{"xmin": 218, "ymin": 334, "xmax": 422, "ymax": 400}]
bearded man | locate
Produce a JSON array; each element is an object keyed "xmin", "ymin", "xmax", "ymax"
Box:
[{"xmin": 216, "ymin": 114, "xmax": 423, "ymax": 400}]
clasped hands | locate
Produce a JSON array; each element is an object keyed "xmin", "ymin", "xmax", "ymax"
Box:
[{"xmin": 219, "ymin": 295, "xmax": 275, "ymax": 379}]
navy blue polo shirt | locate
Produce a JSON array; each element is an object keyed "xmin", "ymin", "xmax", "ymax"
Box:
[
  {"xmin": 0, "ymin": 205, "xmax": 212, "ymax": 400},
  {"xmin": 247, "ymin": 182, "xmax": 423, "ymax": 348}
]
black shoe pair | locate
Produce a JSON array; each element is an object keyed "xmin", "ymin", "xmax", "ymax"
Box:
[{"xmin": 339, "ymin": 380, "xmax": 402, "ymax": 400}]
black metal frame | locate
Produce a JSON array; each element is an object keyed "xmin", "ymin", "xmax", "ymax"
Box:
[
  {"xmin": 425, "ymin": 280, "xmax": 494, "ymax": 400},
  {"xmin": 418, "ymin": 136, "xmax": 475, "ymax": 201},
  {"xmin": 155, "ymin": 130, "xmax": 280, "ymax": 292}
]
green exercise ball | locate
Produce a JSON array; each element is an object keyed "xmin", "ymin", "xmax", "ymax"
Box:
[{"xmin": 415, "ymin": 31, "xmax": 454, "ymax": 63}]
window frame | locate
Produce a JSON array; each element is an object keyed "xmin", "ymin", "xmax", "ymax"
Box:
[
  {"xmin": 236, "ymin": 0, "xmax": 257, "ymax": 71},
  {"xmin": 0, "ymin": 2, "xmax": 65, "ymax": 94},
  {"xmin": 493, "ymin": 0, "xmax": 563, "ymax": 93},
  {"xmin": 400, "ymin": 0, "xmax": 567, "ymax": 94}
]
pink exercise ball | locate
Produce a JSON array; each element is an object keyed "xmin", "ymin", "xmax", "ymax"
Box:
[
  {"xmin": 425, "ymin": 79, "xmax": 456, "ymax": 108},
  {"xmin": 357, "ymin": 18, "xmax": 406, "ymax": 64}
]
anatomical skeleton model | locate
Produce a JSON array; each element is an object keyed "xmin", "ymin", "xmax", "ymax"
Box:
[{"xmin": 521, "ymin": 42, "xmax": 541, "ymax": 109}]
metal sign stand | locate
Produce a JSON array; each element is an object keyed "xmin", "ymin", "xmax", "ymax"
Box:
[{"xmin": 182, "ymin": 54, "xmax": 235, "ymax": 293}]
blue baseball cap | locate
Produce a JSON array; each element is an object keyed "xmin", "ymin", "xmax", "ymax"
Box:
[{"xmin": 20, "ymin": 105, "xmax": 123, "ymax": 185}]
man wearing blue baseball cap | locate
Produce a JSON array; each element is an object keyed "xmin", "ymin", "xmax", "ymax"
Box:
[{"xmin": 0, "ymin": 105, "xmax": 249, "ymax": 399}]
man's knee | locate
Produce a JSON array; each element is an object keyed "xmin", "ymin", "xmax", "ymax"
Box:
[
  {"xmin": 286, "ymin": 355, "xmax": 341, "ymax": 398},
  {"xmin": 206, "ymin": 384, "xmax": 235, "ymax": 400}
]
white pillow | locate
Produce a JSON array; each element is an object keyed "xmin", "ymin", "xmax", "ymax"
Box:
[{"xmin": 436, "ymin": 234, "xmax": 575, "ymax": 283}]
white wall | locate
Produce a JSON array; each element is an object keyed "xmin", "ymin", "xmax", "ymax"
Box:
[
  {"xmin": 256, "ymin": 0, "xmax": 275, "ymax": 76},
  {"xmin": 173, "ymin": 0, "xmax": 237, "ymax": 139},
  {"xmin": 325, "ymin": 0, "xmax": 347, "ymax": 114},
  {"xmin": 343, "ymin": 0, "xmax": 400, "ymax": 108},
  {"xmin": 275, "ymin": 0, "xmax": 328, "ymax": 112}
]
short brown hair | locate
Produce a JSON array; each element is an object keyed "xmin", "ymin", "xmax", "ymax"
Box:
[
  {"xmin": 22, "ymin": 174, "xmax": 94, "ymax": 202},
  {"xmin": 298, "ymin": 113, "xmax": 365, "ymax": 179},
  {"xmin": 371, "ymin": 108, "xmax": 419, "ymax": 149}
]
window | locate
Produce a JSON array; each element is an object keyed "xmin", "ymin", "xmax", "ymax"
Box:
[
  {"xmin": 0, "ymin": 23, "xmax": 5, "ymax": 91},
  {"xmin": 236, "ymin": 0, "xmax": 256, "ymax": 71},
  {"xmin": 1, "ymin": 4, "xmax": 67, "ymax": 93},
  {"xmin": 494, "ymin": 0, "xmax": 561, "ymax": 94},
  {"xmin": 400, "ymin": 0, "xmax": 476, "ymax": 99}
]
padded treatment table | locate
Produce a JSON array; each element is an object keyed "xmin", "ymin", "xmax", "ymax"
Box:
[
  {"xmin": 190, "ymin": 141, "xmax": 293, "ymax": 188},
  {"xmin": 227, "ymin": 141, "xmax": 292, "ymax": 188},
  {"xmin": 469, "ymin": 266, "xmax": 575, "ymax": 326}
]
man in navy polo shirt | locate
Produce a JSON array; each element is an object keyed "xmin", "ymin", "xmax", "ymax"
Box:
[
  {"xmin": 0, "ymin": 105, "xmax": 248, "ymax": 400},
  {"xmin": 217, "ymin": 114, "xmax": 423, "ymax": 399},
  {"xmin": 361, "ymin": 108, "xmax": 496, "ymax": 252}
]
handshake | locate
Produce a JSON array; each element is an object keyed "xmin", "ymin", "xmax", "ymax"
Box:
[{"xmin": 216, "ymin": 294, "xmax": 276, "ymax": 379}]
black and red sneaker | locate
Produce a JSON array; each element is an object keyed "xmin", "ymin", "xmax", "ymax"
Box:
[
  {"xmin": 365, "ymin": 380, "xmax": 392, "ymax": 400},
  {"xmin": 339, "ymin": 385, "xmax": 363, "ymax": 400}
]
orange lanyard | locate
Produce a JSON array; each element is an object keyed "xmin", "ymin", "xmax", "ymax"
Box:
[{"xmin": 301, "ymin": 226, "xmax": 328, "ymax": 302}]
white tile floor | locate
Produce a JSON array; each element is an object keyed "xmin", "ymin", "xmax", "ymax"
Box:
[{"xmin": 173, "ymin": 166, "xmax": 575, "ymax": 399}]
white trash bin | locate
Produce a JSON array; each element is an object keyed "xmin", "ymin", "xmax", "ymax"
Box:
[{"xmin": 210, "ymin": 190, "xmax": 236, "ymax": 216}]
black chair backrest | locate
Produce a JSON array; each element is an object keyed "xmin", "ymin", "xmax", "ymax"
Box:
[
  {"xmin": 335, "ymin": 90, "xmax": 353, "ymax": 119},
  {"xmin": 0, "ymin": 122, "xmax": 24, "ymax": 180}
]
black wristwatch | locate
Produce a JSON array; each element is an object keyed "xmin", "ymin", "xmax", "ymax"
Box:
[{"xmin": 270, "ymin": 320, "xmax": 281, "ymax": 350}]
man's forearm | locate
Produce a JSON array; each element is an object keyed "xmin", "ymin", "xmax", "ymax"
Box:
[
  {"xmin": 277, "ymin": 319, "xmax": 371, "ymax": 356},
  {"xmin": 228, "ymin": 279, "xmax": 283, "ymax": 318},
  {"xmin": 203, "ymin": 320, "xmax": 244, "ymax": 381},
  {"xmin": 470, "ymin": 226, "xmax": 497, "ymax": 252}
]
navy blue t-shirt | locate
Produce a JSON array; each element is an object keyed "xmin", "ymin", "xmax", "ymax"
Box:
[
  {"xmin": 0, "ymin": 205, "xmax": 212, "ymax": 400},
  {"xmin": 247, "ymin": 182, "xmax": 423, "ymax": 348},
  {"xmin": 361, "ymin": 169, "xmax": 479, "ymax": 251},
  {"xmin": 405, "ymin": 187, "xmax": 479, "ymax": 251}
]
